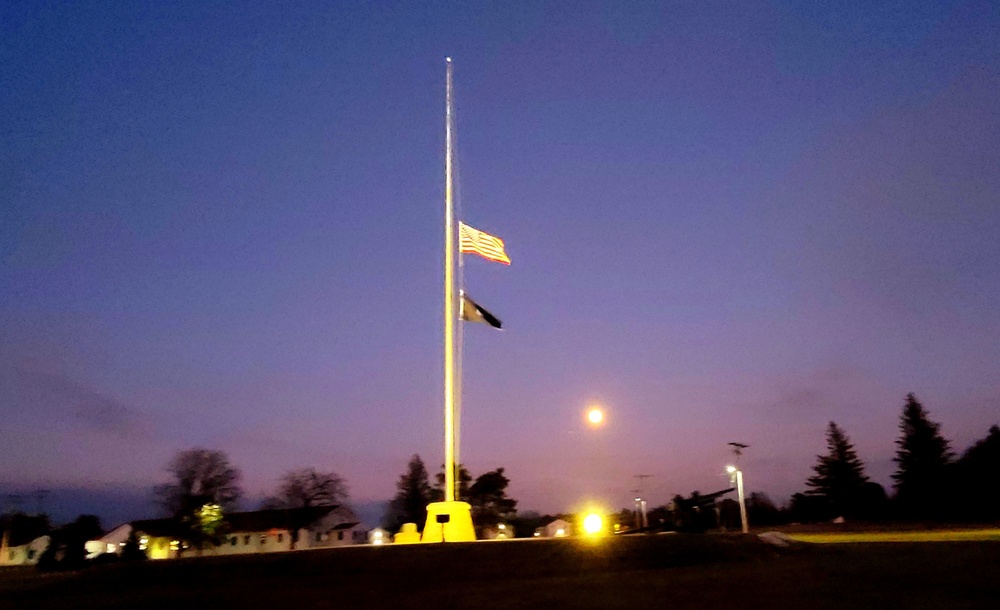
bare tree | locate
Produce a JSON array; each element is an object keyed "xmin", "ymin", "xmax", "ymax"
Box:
[
  {"xmin": 156, "ymin": 448, "xmax": 243, "ymax": 517},
  {"xmin": 272, "ymin": 467, "xmax": 348, "ymax": 508},
  {"xmin": 262, "ymin": 467, "xmax": 349, "ymax": 549}
]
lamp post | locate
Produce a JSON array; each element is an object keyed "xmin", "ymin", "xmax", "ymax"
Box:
[{"xmin": 726, "ymin": 465, "xmax": 748, "ymax": 534}]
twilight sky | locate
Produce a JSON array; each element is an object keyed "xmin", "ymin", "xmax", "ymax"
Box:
[{"xmin": 2, "ymin": 0, "xmax": 999, "ymax": 524}]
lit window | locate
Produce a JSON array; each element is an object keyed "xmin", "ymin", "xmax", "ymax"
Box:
[{"xmin": 260, "ymin": 534, "xmax": 266, "ymax": 545}]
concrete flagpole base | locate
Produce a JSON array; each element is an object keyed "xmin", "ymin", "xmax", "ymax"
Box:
[{"xmin": 421, "ymin": 501, "xmax": 476, "ymax": 542}]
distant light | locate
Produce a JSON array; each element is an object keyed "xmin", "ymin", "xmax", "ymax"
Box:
[
  {"xmin": 533, "ymin": 532, "xmax": 541, "ymax": 537},
  {"xmin": 555, "ymin": 528, "xmax": 566, "ymax": 537},
  {"xmin": 498, "ymin": 523, "xmax": 506, "ymax": 530},
  {"xmin": 726, "ymin": 465, "xmax": 737, "ymax": 474},
  {"xmin": 583, "ymin": 513, "xmax": 603, "ymax": 535},
  {"xmin": 587, "ymin": 408, "xmax": 604, "ymax": 425}
]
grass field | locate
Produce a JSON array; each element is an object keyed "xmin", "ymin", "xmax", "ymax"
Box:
[
  {"xmin": 785, "ymin": 528, "xmax": 1000, "ymax": 543},
  {"xmin": 2, "ymin": 534, "xmax": 999, "ymax": 609}
]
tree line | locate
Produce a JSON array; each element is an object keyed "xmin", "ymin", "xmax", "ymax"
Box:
[
  {"xmin": 613, "ymin": 393, "xmax": 999, "ymax": 533},
  {"xmin": 786, "ymin": 393, "xmax": 999, "ymax": 524},
  {"xmin": 384, "ymin": 454, "xmax": 517, "ymax": 535}
]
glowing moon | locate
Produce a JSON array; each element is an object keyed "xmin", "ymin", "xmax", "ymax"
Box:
[{"xmin": 587, "ymin": 408, "xmax": 604, "ymax": 425}]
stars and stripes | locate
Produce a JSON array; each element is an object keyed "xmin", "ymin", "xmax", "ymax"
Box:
[{"xmin": 459, "ymin": 222, "xmax": 511, "ymax": 265}]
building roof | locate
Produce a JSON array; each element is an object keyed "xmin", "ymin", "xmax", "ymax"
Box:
[
  {"xmin": 132, "ymin": 506, "xmax": 343, "ymax": 537},
  {"xmin": 131, "ymin": 518, "xmax": 183, "ymax": 538},
  {"xmin": 224, "ymin": 506, "xmax": 338, "ymax": 533}
]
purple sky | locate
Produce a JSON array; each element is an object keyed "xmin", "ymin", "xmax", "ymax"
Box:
[{"xmin": 3, "ymin": 1, "xmax": 999, "ymax": 522}]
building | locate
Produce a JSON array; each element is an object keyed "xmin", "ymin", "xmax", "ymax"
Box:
[
  {"xmin": 0, "ymin": 533, "xmax": 50, "ymax": 566},
  {"xmin": 543, "ymin": 519, "xmax": 572, "ymax": 538},
  {"xmin": 125, "ymin": 506, "xmax": 364, "ymax": 559},
  {"xmin": 85, "ymin": 523, "xmax": 132, "ymax": 559}
]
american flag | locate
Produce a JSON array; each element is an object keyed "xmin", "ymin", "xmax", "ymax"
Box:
[{"xmin": 459, "ymin": 222, "xmax": 510, "ymax": 265}]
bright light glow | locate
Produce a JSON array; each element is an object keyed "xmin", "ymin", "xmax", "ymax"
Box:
[
  {"xmin": 583, "ymin": 513, "xmax": 604, "ymax": 535},
  {"xmin": 555, "ymin": 528, "xmax": 565, "ymax": 537},
  {"xmin": 587, "ymin": 408, "xmax": 604, "ymax": 425},
  {"xmin": 726, "ymin": 465, "xmax": 737, "ymax": 474},
  {"xmin": 498, "ymin": 523, "xmax": 506, "ymax": 530}
]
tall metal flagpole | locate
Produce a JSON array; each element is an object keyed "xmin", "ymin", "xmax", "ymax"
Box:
[{"xmin": 443, "ymin": 57, "xmax": 457, "ymax": 503}]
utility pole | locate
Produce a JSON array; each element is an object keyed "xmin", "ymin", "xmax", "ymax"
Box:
[{"xmin": 633, "ymin": 474, "xmax": 652, "ymax": 530}]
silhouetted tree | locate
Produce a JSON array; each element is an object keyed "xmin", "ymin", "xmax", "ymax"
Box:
[
  {"xmin": 788, "ymin": 492, "xmax": 827, "ymax": 523},
  {"xmin": 36, "ymin": 515, "xmax": 98, "ymax": 572},
  {"xmin": 952, "ymin": 425, "xmax": 1000, "ymax": 521},
  {"xmin": 0, "ymin": 512, "xmax": 50, "ymax": 547},
  {"xmin": 855, "ymin": 481, "xmax": 890, "ymax": 521},
  {"xmin": 746, "ymin": 492, "xmax": 785, "ymax": 526},
  {"xmin": 271, "ymin": 468, "xmax": 348, "ymax": 509},
  {"xmin": 717, "ymin": 498, "xmax": 742, "ymax": 530},
  {"xmin": 646, "ymin": 504, "xmax": 673, "ymax": 531},
  {"xmin": 431, "ymin": 463, "xmax": 472, "ymax": 502},
  {"xmin": 155, "ymin": 448, "xmax": 242, "ymax": 552},
  {"xmin": 120, "ymin": 530, "xmax": 147, "ymax": 562},
  {"xmin": 669, "ymin": 492, "xmax": 717, "ymax": 533},
  {"xmin": 806, "ymin": 422, "xmax": 870, "ymax": 519},
  {"xmin": 386, "ymin": 454, "xmax": 432, "ymax": 531},
  {"xmin": 156, "ymin": 448, "xmax": 243, "ymax": 516},
  {"xmin": 892, "ymin": 394, "xmax": 954, "ymax": 519},
  {"xmin": 262, "ymin": 467, "xmax": 350, "ymax": 548},
  {"xmin": 468, "ymin": 468, "xmax": 518, "ymax": 530}
]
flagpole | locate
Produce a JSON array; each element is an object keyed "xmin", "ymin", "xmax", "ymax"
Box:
[{"xmin": 443, "ymin": 56, "xmax": 457, "ymax": 504}]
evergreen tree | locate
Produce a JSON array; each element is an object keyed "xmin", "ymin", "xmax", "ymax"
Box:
[
  {"xmin": 892, "ymin": 393, "xmax": 954, "ymax": 519},
  {"xmin": 953, "ymin": 425, "xmax": 1000, "ymax": 521},
  {"xmin": 806, "ymin": 422, "xmax": 870, "ymax": 519},
  {"xmin": 467, "ymin": 468, "xmax": 517, "ymax": 529},
  {"xmin": 431, "ymin": 463, "xmax": 472, "ymax": 502},
  {"xmin": 386, "ymin": 454, "xmax": 432, "ymax": 531}
]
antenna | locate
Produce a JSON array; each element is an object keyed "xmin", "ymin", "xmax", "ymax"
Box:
[{"xmin": 728, "ymin": 442, "xmax": 749, "ymax": 460}]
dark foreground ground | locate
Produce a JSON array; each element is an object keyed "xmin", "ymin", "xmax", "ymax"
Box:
[{"xmin": 2, "ymin": 534, "xmax": 999, "ymax": 609}]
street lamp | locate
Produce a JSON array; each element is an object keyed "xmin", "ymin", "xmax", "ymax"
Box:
[{"xmin": 726, "ymin": 465, "xmax": 749, "ymax": 534}]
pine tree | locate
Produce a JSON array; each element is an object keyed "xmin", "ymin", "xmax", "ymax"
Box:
[
  {"xmin": 952, "ymin": 425, "xmax": 1000, "ymax": 521},
  {"xmin": 386, "ymin": 454, "xmax": 432, "ymax": 531},
  {"xmin": 805, "ymin": 421, "xmax": 869, "ymax": 518},
  {"xmin": 468, "ymin": 468, "xmax": 518, "ymax": 529},
  {"xmin": 892, "ymin": 393, "xmax": 954, "ymax": 519},
  {"xmin": 432, "ymin": 463, "xmax": 472, "ymax": 502}
]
